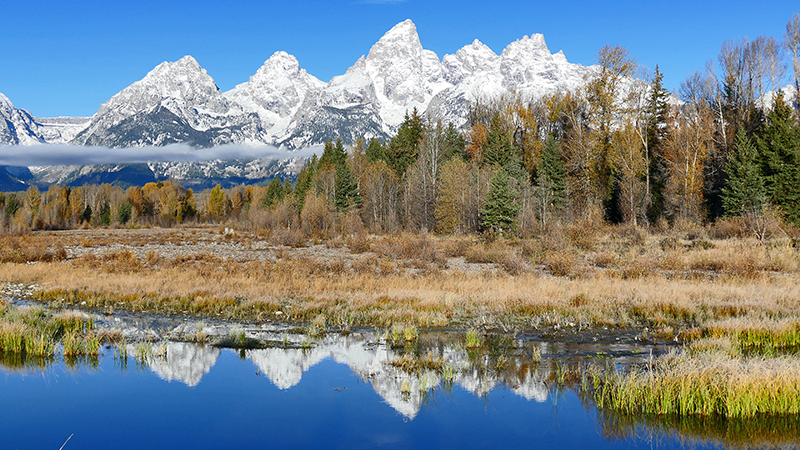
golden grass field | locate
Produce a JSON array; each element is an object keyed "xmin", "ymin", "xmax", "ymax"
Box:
[{"xmin": 1, "ymin": 224, "xmax": 799, "ymax": 336}]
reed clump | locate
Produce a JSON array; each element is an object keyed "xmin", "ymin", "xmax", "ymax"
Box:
[
  {"xmin": 0, "ymin": 304, "xmax": 102, "ymax": 360},
  {"xmin": 702, "ymin": 317, "xmax": 800, "ymax": 353},
  {"xmin": 389, "ymin": 353, "xmax": 443, "ymax": 373},
  {"xmin": 592, "ymin": 350, "xmax": 800, "ymax": 418}
]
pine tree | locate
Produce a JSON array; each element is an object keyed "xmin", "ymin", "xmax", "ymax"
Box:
[
  {"xmin": 81, "ymin": 204, "xmax": 92, "ymax": 224},
  {"xmin": 385, "ymin": 109, "xmax": 424, "ymax": 177},
  {"xmin": 480, "ymin": 168, "xmax": 520, "ymax": 235},
  {"xmin": 646, "ymin": 66, "xmax": 671, "ymax": 223},
  {"xmin": 4, "ymin": 193, "xmax": 19, "ymax": 218},
  {"xmin": 99, "ymin": 203, "xmax": 112, "ymax": 226},
  {"xmin": 319, "ymin": 139, "xmax": 347, "ymax": 169},
  {"xmin": 365, "ymin": 138, "xmax": 385, "ymax": 162},
  {"xmin": 536, "ymin": 135, "xmax": 567, "ymax": 219},
  {"xmin": 482, "ymin": 113, "xmax": 515, "ymax": 168},
  {"xmin": 334, "ymin": 160, "xmax": 361, "ymax": 212},
  {"xmin": 294, "ymin": 155, "xmax": 318, "ymax": 211},
  {"xmin": 264, "ymin": 177, "xmax": 285, "ymax": 208},
  {"xmin": 722, "ymin": 128, "xmax": 767, "ymax": 217},
  {"xmin": 443, "ymin": 122, "xmax": 467, "ymax": 160},
  {"xmin": 117, "ymin": 201, "xmax": 132, "ymax": 224},
  {"xmin": 758, "ymin": 91, "xmax": 800, "ymax": 226}
]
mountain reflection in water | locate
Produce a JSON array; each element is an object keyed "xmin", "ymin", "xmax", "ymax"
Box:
[{"xmin": 137, "ymin": 335, "xmax": 548, "ymax": 419}]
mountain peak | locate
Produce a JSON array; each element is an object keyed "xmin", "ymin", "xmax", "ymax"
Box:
[
  {"xmin": 251, "ymin": 51, "xmax": 302, "ymax": 80},
  {"xmin": 383, "ymin": 19, "xmax": 417, "ymax": 39},
  {"xmin": 143, "ymin": 55, "xmax": 211, "ymax": 88},
  {"xmin": 369, "ymin": 20, "xmax": 422, "ymax": 58},
  {"xmin": 502, "ymin": 33, "xmax": 551, "ymax": 59},
  {"xmin": 0, "ymin": 92, "xmax": 15, "ymax": 114}
]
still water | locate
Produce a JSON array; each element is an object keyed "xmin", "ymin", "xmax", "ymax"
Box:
[{"xmin": 2, "ymin": 329, "xmax": 796, "ymax": 450}]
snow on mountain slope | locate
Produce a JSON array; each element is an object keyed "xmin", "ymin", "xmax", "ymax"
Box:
[
  {"xmin": 364, "ymin": 19, "xmax": 451, "ymax": 128},
  {"xmin": 428, "ymin": 33, "xmax": 596, "ymax": 128},
  {"xmin": 0, "ymin": 92, "xmax": 46, "ymax": 146},
  {"xmin": 73, "ymin": 56, "xmax": 266, "ymax": 148},
  {"xmin": 7, "ymin": 20, "xmax": 602, "ymax": 155},
  {"xmin": 224, "ymin": 51, "xmax": 325, "ymax": 137},
  {"xmin": 33, "ymin": 117, "xmax": 92, "ymax": 143}
]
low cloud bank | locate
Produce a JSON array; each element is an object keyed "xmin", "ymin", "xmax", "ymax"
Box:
[{"xmin": 0, "ymin": 144, "xmax": 322, "ymax": 167}]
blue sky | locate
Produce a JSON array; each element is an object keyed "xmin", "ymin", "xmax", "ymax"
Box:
[{"xmin": 1, "ymin": 0, "xmax": 797, "ymax": 118}]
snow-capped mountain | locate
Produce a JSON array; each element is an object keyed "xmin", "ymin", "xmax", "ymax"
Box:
[
  {"xmin": 0, "ymin": 19, "xmax": 600, "ymax": 188},
  {"xmin": 0, "ymin": 93, "xmax": 45, "ymax": 146},
  {"xmin": 0, "ymin": 94, "xmax": 85, "ymax": 147},
  {"xmin": 224, "ymin": 51, "xmax": 326, "ymax": 140},
  {"xmin": 72, "ymin": 55, "xmax": 267, "ymax": 148},
  {"xmin": 1, "ymin": 19, "xmax": 596, "ymax": 151}
]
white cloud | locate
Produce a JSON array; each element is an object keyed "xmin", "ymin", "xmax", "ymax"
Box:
[{"xmin": 0, "ymin": 144, "xmax": 323, "ymax": 167}]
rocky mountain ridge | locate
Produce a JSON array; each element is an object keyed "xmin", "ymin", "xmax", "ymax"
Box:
[{"xmin": 1, "ymin": 20, "xmax": 596, "ymax": 150}]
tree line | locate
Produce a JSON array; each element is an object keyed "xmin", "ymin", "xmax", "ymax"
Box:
[{"xmin": 2, "ymin": 14, "xmax": 799, "ymax": 237}]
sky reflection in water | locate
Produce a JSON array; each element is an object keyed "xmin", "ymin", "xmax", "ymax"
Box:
[{"xmin": 0, "ymin": 337, "xmax": 790, "ymax": 449}]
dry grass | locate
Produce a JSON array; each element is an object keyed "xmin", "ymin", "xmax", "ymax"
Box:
[
  {"xmin": 0, "ymin": 235, "xmax": 67, "ymax": 263},
  {"xmin": 2, "ymin": 227, "xmax": 800, "ymax": 334}
]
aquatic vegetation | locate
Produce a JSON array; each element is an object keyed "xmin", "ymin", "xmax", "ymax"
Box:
[
  {"xmin": 0, "ymin": 305, "xmax": 101, "ymax": 360},
  {"xmin": 305, "ymin": 314, "xmax": 327, "ymax": 337},
  {"xmin": 389, "ymin": 323, "xmax": 418, "ymax": 345},
  {"xmin": 591, "ymin": 350, "xmax": 800, "ymax": 418},
  {"xmin": 464, "ymin": 329, "xmax": 483, "ymax": 349},
  {"xmin": 390, "ymin": 353, "xmax": 443, "ymax": 373}
]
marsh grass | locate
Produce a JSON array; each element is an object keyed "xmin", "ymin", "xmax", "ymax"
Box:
[
  {"xmin": 702, "ymin": 317, "xmax": 800, "ymax": 353},
  {"xmin": 464, "ymin": 329, "xmax": 483, "ymax": 349},
  {"xmin": 591, "ymin": 350, "xmax": 800, "ymax": 418},
  {"xmin": 0, "ymin": 305, "xmax": 101, "ymax": 361},
  {"xmin": 390, "ymin": 353, "xmax": 443, "ymax": 373},
  {"xmin": 388, "ymin": 324, "xmax": 419, "ymax": 346},
  {"xmin": 305, "ymin": 314, "xmax": 327, "ymax": 337}
]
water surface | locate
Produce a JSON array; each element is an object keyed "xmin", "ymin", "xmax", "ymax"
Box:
[{"xmin": 3, "ymin": 332, "xmax": 795, "ymax": 449}]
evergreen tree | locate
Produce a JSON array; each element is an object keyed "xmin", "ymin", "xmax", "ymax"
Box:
[
  {"xmin": 480, "ymin": 168, "xmax": 520, "ymax": 235},
  {"xmin": 264, "ymin": 177, "xmax": 285, "ymax": 208},
  {"xmin": 646, "ymin": 66, "xmax": 671, "ymax": 223},
  {"xmin": 283, "ymin": 178, "xmax": 294, "ymax": 197},
  {"xmin": 334, "ymin": 160, "xmax": 361, "ymax": 212},
  {"xmin": 384, "ymin": 109, "xmax": 424, "ymax": 177},
  {"xmin": 536, "ymin": 135, "xmax": 567, "ymax": 212},
  {"xmin": 319, "ymin": 139, "xmax": 347, "ymax": 169},
  {"xmin": 722, "ymin": 128, "xmax": 767, "ymax": 217},
  {"xmin": 81, "ymin": 204, "xmax": 92, "ymax": 224},
  {"xmin": 294, "ymin": 155, "xmax": 318, "ymax": 211},
  {"xmin": 482, "ymin": 113, "xmax": 515, "ymax": 168},
  {"xmin": 4, "ymin": 193, "xmax": 19, "ymax": 218},
  {"xmin": 365, "ymin": 138, "xmax": 385, "ymax": 162},
  {"xmin": 443, "ymin": 122, "xmax": 467, "ymax": 160},
  {"xmin": 758, "ymin": 91, "xmax": 800, "ymax": 226},
  {"xmin": 99, "ymin": 203, "xmax": 112, "ymax": 226},
  {"xmin": 117, "ymin": 201, "xmax": 132, "ymax": 224}
]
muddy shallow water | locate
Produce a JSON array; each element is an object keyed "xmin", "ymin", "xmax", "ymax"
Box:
[{"xmin": 1, "ymin": 302, "xmax": 799, "ymax": 449}]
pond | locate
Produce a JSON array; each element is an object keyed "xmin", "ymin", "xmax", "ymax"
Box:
[
  {"xmin": 1, "ymin": 307, "xmax": 798, "ymax": 449},
  {"xmin": 0, "ymin": 327, "xmax": 800, "ymax": 450}
]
